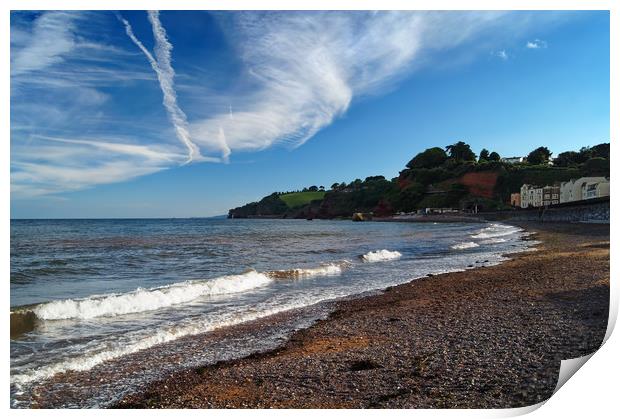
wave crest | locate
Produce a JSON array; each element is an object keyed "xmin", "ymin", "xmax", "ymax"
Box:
[
  {"xmin": 361, "ymin": 249, "xmax": 402, "ymax": 262},
  {"xmin": 471, "ymin": 223, "xmax": 521, "ymax": 239},
  {"xmin": 32, "ymin": 271, "xmax": 273, "ymax": 321},
  {"xmin": 267, "ymin": 262, "xmax": 349, "ymax": 279},
  {"xmin": 451, "ymin": 241, "xmax": 479, "ymax": 250},
  {"xmin": 479, "ymin": 238, "xmax": 507, "ymax": 244}
]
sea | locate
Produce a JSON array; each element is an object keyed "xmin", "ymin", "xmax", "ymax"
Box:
[{"xmin": 10, "ymin": 218, "xmax": 535, "ymax": 408}]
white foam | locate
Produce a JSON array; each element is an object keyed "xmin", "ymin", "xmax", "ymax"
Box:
[
  {"xmin": 269, "ymin": 263, "xmax": 346, "ymax": 279},
  {"xmin": 361, "ymin": 249, "xmax": 402, "ymax": 262},
  {"xmin": 296, "ymin": 264, "xmax": 344, "ymax": 276},
  {"xmin": 479, "ymin": 238, "xmax": 507, "ymax": 245},
  {"xmin": 11, "ymin": 296, "xmax": 331, "ymax": 387},
  {"xmin": 471, "ymin": 223, "xmax": 521, "ymax": 240},
  {"xmin": 33, "ymin": 271, "xmax": 272, "ymax": 320},
  {"xmin": 451, "ymin": 241, "xmax": 479, "ymax": 250}
]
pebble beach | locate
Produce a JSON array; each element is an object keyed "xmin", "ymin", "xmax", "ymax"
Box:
[{"xmin": 114, "ymin": 221, "xmax": 609, "ymax": 409}]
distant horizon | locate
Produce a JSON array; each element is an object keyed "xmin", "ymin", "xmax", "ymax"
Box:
[
  {"xmin": 10, "ymin": 138, "xmax": 609, "ymax": 219},
  {"xmin": 11, "ymin": 10, "xmax": 609, "ymax": 218},
  {"xmin": 10, "ymin": 215, "xmax": 229, "ymax": 220}
]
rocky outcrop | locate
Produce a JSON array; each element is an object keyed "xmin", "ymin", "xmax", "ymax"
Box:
[{"xmin": 352, "ymin": 213, "xmax": 373, "ymax": 222}]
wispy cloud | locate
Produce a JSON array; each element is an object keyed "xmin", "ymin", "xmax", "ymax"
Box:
[
  {"xmin": 11, "ymin": 135, "xmax": 181, "ymax": 196},
  {"xmin": 12, "ymin": 160, "xmax": 167, "ymax": 195},
  {"xmin": 10, "ymin": 11, "xmax": 193, "ymax": 197},
  {"xmin": 11, "ymin": 11, "xmax": 569, "ymax": 197},
  {"xmin": 34, "ymin": 135, "xmax": 184, "ymax": 163},
  {"xmin": 526, "ymin": 39, "xmax": 548, "ymax": 49},
  {"xmin": 11, "ymin": 12, "xmax": 77, "ymax": 76},
  {"xmin": 494, "ymin": 49, "xmax": 509, "ymax": 60},
  {"xmin": 119, "ymin": 12, "xmax": 207, "ymax": 163},
  {"xmin": 190, "ymin": 11, "xmax": 515, "ymax": 155}
]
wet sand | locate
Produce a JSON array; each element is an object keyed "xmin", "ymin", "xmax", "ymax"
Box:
[{"xmin": 114, "ymin": 222, "xmax": 609, "ymax": 409}]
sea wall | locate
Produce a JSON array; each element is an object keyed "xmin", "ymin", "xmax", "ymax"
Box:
[{"xmin": 484, "ymin": 197, "xmax": 610, "ymax": 224}]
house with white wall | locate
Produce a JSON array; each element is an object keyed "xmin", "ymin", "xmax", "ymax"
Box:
[
  {"xmin": 559, "ymin": 177, "xmax": 610, "ymax": 203},
  {"xmin": 501, "ymin": 156, "xmax": 524, "ymax": 164},
  {"xmin": 582, "ymin": 178, "xmax": 610, "ymax": 200},
  {"xmin": 520, "ymin": 184, "xmax": 543, "ymax": 208}
]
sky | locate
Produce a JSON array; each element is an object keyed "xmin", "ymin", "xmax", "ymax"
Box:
[{"xmin": 10, "ymin": 10, "xmax": 609, "ymax": 218}]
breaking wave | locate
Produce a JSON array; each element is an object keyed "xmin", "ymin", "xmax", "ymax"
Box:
[
  {"xmin": 267, "ymin": 262, "xmax": 350, "ymax": 279},
  {"xmin": 361, "ymin": 249, "xmax": 402, "ymax": 263},
  {"xmin": 14, "ymin": 262, "xmax": 356, "ymax": 324},
  {"xmin": 471, "ymin": 223, "xmax": 521, "ymax": 240},
  {"xmin": 11, "ymin": 298, "xmax": 327, "ymax": 387},
  {"xmin": 451, "ymin": 241, "xmax": 479, "ymax": 250},
  {"xmin": 30, "ymin": 270, "xmax": 273, "ymax": 321},
  {"xmin": 480, "ymin": 238, "xmax": 507, "ymax": 245}
]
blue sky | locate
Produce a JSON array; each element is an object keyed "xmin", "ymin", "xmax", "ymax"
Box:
[{"xmin": 10, "ymin": 11, "xmax": 609, "ymax": 218}]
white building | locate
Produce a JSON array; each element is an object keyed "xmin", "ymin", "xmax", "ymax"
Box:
[
  {"xmin": 501, "ymin": 156, "xmax": 524, "ymax": 164},
  {"xmin": 583, "ymin": 181, "xmax": 610, "ymax": 200},
  {"xmin": 559, "ymin": 177, "xmax": 610, "ymax": 203},
  {"xmin": 520, "ymin": 184, "xmax": 543, "ymax": 208}
]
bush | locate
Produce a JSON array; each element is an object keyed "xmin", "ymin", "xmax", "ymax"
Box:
[
  {"xmin": 583, "ymin": 157, "xmax": 610, "ymax": 176},
  {"xmin": 446, "ymin": 141, "xmax": 476, "ymax": 162},
  {"xmin": 526, "ymin": 146, "xmax": 552, "ymax": 165},
  {"xmin": 406, "ymin": 147, "xmax": 448, "ymax": 169}
]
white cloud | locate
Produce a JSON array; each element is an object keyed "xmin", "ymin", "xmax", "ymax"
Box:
[
  {"xmin": 12, "ymin": 160, "xmax": 167, "ymax": 195},
  {"xmin": 494, "ymin": 49, "xmax": 509, "ymax": 60},
  {"xmin": 526, "ymin": 39, "xmax": 548, "ymax": 49},
  {"xmin": 10, "ymin": 11, "xmax": 194, "ymax": 197},
  {"xmin": 11, "ymin": 11, "xmax": 569, "ymax": 197},
  {"xmin": 120, "ymin": 12, "xmax": 206, "ymax": 163},
  {"xmin": 33, "ymin": 136, "xmax": 184, "ymax": 163},
  {"xmin": 11, "ymin": 12, "xmax": 77, "ymax": 76},
  {"xmin": 190, "ymin": 12, "xmax": 513, "ymax": 156},
  {"xmin": 11, "ymin": 136, "xmax": 182, "ymax": 197}
]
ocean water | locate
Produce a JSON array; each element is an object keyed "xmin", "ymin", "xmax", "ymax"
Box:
[{"xmin": 10, "ymin": 218, "xmax": 534, "ymax": 407}]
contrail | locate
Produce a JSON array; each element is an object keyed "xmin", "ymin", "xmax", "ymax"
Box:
[
  {"xmin": 218, "ymin": 126, "xmax": 232, "ymax": 163},
  {"xmin": 119, "ymin": 12, "xmax": 203, "ymax": 163}
]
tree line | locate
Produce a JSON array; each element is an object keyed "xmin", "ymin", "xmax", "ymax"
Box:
[{"xmin": 228, "ymin": 140, "xmax": 610, "ymax": 218}]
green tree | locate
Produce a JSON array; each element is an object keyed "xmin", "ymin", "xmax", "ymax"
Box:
[
  {"xmin": 488, "ymin": 151, "xmax": 501, "ymax": 161},
  {"xmin": 308, "ymin": 185, "xmax": 318, "ymax": 192},
  {"xmin": 583, "ymin": 157, "xmax": 610, "ymax": 176},
  {"xmin": 554, "ymin": 151, "xmax": 580, "ymax": 167},
  {"xmin": 406, "ymin": 147, "xmax": 448, "ymax": 169},
  {"xmin": 578, "ymin": 146, "xmax": 594, "ymax": 162},
  {"xmin": 526, "ymin": 146, "xmax": 552, "ymax": 165},
  {"xmin": 590, "ymin": 143, "xmax": 610, "ymax": 159},
  {"xmin": 395, "ymin": 182, "xmax": 425, "ymax": 212},
  {"xmin": 479, "ymin": 148, "xmax": 490, "ymax": 162},
  {"xmin": 445, "ymin": 141, "xmax": 476, "ymax": 162}
]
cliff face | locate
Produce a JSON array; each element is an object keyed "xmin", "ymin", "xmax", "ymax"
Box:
[
  {"xmin": 459, "ymin": 171, "xmax": 499, "ymax": 199},
  {"xmin": 228, "ymin": 169, "xmax": 505, "ymax": 219},
  {"xmin": 228, "ymin": 193, "xmax": 288, "ymax": 218}
]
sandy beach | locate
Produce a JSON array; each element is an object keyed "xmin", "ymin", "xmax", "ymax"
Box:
[{"xmin": 113, "ymin": 221, "xmax": 609, "ymax": 409}]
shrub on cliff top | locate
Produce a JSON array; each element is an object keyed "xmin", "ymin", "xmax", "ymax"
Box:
[{"xmin": 406, "ymin": 147, "xmax": 448, "ymax": 169}]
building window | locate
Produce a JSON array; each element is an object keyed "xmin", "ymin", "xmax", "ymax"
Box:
[{"xmin": 585, "ymin": 184, "xmax": 598, "ymax": 199}]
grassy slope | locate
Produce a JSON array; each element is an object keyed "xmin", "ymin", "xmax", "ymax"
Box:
[{"xmin": 280, "ymin": 191, "xmax": 326, "ymax": 208}]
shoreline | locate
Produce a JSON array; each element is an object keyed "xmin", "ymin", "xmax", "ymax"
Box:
[{"xmin": 113, "ymin": 221, "xmax": 609, "ymax": 408}]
